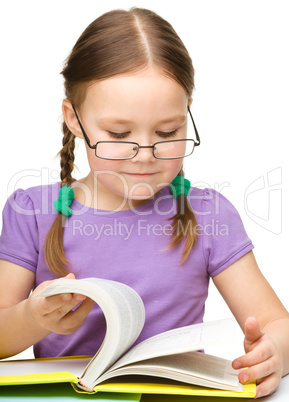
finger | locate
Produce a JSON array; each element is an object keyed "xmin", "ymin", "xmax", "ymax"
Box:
[
  {"xmin": 47, "ymin": 293, "xmax": 88, "ymax": 318},
  {"xmin": 33, "ymin": 273, "xmax": 76, "ymax": 296},
  {"xmin": 233, "ymin": 344, "xmax": 273, "ymax": 370},
  {"xmin": 254, "ymin": 374, "xmax": 281, "ymax": 399},
  {"xmin": 40, "ymin": 293, "xmax": 74, "ymax": 315},
  {"xmin": 60, "ymin": 298, "xmax": 95, "ymax": 333},
  {"xmin": 32, "ymin": 272, "xmax": 77, "ymax": 313},
  {"xmin": 238, "ymin": 357, "xmax": 275, "ymax": 385},
  {"xmin": 56, "ymin": 273, "xmax": 75, "ymax": 280},
  {"xmin": 65, "ymin": 273, "xmax": 76, "ymax": 279},
  {"xmin": 39, "ymin": 273, "xmax": 78, "ymax": 314},
  {"xmin": 244, "ymin": 317, "xmax": 264, "ymax": 346}
]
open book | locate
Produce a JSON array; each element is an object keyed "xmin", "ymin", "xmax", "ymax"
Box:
[{"xmin": 0, "ymin": 278, "xmax": 256, "ymax": 398}]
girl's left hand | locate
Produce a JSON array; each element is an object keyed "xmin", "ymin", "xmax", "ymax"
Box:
[{"xmin": 232, "ymin": 317, "xmax": 283, "ymax": 399}]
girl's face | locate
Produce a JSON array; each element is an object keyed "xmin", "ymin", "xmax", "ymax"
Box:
[{"xmin": 65, "ymin": 67, "xmax": 191, "ymax": 210}]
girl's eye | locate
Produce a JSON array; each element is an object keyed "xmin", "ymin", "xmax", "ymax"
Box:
[
  {"xmin": 107, "ymin": 129, "xmax": 179, "ymax": 139},
  {"xmin": 156, "ymin": 129, "xmax": 179, "ymax": 138},
  {"xmin": 107, "ymin": 131, "xmax": 130, "ymax": 139}
]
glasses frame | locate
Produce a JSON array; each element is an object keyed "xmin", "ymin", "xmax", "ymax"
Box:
[{"xmin": 72, "ymin": 104, "xmax": 200, "ymax": 161}]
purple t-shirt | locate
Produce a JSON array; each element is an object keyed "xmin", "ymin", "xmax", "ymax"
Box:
[{"xmin": 0, "ymin": 182, "xmax": 253, "ymax": 358}]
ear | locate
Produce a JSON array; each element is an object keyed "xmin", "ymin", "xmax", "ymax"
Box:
[
  {"xmin": 188, "ymin": 98, "xmax": 193, "ymax": 109},
  {"xmin": 62, "ymin": 100, "xmax": 84, "ymax": 139}
]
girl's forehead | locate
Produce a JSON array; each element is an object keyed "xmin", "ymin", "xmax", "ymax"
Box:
[{"xmin": 82, "ymin": 68, "xmax": 188, "ymax": 115}]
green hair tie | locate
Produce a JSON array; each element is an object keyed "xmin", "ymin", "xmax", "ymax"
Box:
[
  {"xmin": 170, "ymin": 175, "xmax": 191, "ymax": 199},
  {"xmin": 54, "ymin": 186, "xmax": 75, "ymax": 217}
]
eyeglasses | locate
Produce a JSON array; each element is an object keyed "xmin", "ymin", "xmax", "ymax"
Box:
[{"xmin": 72, "ymin": 105, "xmax": 200, "ymax": 160}]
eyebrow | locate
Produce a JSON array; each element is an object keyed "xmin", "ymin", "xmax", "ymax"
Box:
[{"xmin": 97, "ymin": 115, "xmax": 187, "ymax": 125}]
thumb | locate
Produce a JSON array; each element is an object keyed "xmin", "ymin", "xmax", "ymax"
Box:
[
  {"xmin": 64, "ymin": 273, "xmax": 75, "ymax": 280},
  {"xmin": 244, "ymin": 317, "xmax": 264, "ymax": 349}
]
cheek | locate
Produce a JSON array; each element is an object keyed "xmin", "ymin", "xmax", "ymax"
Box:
[
  {"xmin": 85, "ymin": 146, "xmax": 123, "ymax": 172},
  {"xmin": 89, "ymin": 156, "xmax": 129, "ymax": 196},
  {"xmin": 162, "ymin": 159, "xmax": 183, "ymax": 179},
  {"xmin": 95, "ymin": 171, "xmax": 127, "ymax": 192}
]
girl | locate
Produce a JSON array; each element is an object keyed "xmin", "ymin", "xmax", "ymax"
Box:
[{"xmin": 0, "ymin": 7, "xmax": 288, "ymax": 399}]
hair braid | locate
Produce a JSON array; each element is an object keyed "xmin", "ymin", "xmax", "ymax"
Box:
[
  {"xmin": 44, "ymin": 122, "xmax": 76, "ymax": 277},
  {"xmin": 168, "ymin": 168, "xmax": 198, "ymax": 264},
  {"xmin": 59, "ymin": 122, "xmax": 76, "ymax": 186}
]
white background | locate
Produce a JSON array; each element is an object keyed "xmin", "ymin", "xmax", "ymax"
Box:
[{"xmin": 0, "ymin": 0, "xmax": 288, "ymax": 361}]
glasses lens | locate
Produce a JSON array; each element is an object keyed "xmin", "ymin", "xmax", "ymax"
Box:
[
  {"xmin": 96, "ymin": 142, "xmax": 137, "ymax": 160},
  {"xmin": 154, "ymin": 140, "xmax": 195, "ymax": 159}
]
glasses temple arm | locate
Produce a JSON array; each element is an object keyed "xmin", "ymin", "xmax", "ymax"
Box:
[
  {"xmin": 71, "ymin": 104, "xmax": 95, "ymax": 149},
  {"xmin": 187, "ymin": 106, "xmax": 201, "ymax": 146}
]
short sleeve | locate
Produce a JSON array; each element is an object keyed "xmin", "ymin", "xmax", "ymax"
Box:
[
  {"xmin": 201, "ymin": 189, "xmax": 254, "ymax": 277},
  {"xmin": 0, "ymin": 189, "xmax": 39, "ymax": 271}
]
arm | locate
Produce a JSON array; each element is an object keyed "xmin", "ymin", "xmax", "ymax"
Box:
[
  {"xmin": 213, "ymin": 251, "xmax": 289, "ymax": 398},
  {"xmin": 0, "ymin": 260, "xmax": 95, "ymax": 359}
]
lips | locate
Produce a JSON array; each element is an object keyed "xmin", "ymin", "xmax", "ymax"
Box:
[{"xmin": 124, "ymin": 172, "xmax": 155, "ymax": 176}]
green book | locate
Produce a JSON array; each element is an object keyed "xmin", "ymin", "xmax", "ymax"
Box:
[{"xmin": 0, "ymin": 382, "xmax": 141, "ymax": 401}]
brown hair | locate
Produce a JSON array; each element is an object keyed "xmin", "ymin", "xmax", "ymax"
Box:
[{"xmin": 44, "ymin": 7, "xmax": 197, "ymax": 276}]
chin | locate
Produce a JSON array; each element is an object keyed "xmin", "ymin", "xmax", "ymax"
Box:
[
  {"xmin": 129, "ymin": 193, "xmax": 155, "ymax": 201},
  {"xmin": 125, "ymin": 184, "xmax": 156, "ymax": 200}
]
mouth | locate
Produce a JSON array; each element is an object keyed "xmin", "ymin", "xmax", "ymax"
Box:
[{"xmin": 123, "ymin": 172, "xmax": 156, "ymax": 177}]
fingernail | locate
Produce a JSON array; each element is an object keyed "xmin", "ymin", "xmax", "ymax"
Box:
[
  {"xmin": 62, "ymin": 294, "xmax": 71, "ymax": 302},
  {"xmin": 233, "ymin": 360, "xmax": 242, "ymax": 369},
  {"xmin": 242, "ymin": 373, "xmax": 249, "ymax": 383},
  {"xmin": 75, "ymin": 294, "xmax": 86, "ymax": 302}
]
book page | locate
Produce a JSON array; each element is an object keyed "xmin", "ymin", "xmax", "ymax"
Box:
[
  {"xmin": 107, "ymin": 319, "xmax": 235, "ymax": 373},
  {"xmin": 96, "ymin": 351, "xmax": 242, "ymax": 392},
  {"xmin": 0, "ymin": 357, "xmax": 90, "ymax": 378},
  {"xmin": 36, "ymin": 278, "xmax": 145, "ymax": 388}
]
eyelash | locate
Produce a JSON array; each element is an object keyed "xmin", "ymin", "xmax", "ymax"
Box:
[
  {"xmin": 107, "ymin": 129, "xmax": 179, "ymax": 139},
  {"xmin": 156, "ymin": 129, "xmax": 179, "ymax": 138},
  {"xmin": 108, "ymin": 131, "xmax": 130, "ymax": 139}
]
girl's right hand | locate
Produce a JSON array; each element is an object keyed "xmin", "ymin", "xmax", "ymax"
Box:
[{"xmin": 25, "ymin": 273, "xmax": 95, "ymax": 335}]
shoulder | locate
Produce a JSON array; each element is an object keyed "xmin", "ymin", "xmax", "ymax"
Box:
[
  {"xmin": 0, "ymin": 184, "xmax": 61, "ymax": 272},
  {"xmin": 5, "ymin": 182, "xmax": 61, "ymax": 216},
  {"xmin": 187, "ymin": 187, "xmax": 239, "ymax": 219},
  {"xmin": 188, "ymin": 188, "xmax": 254, "ymax": 277},
  {"xmin": 188, "ymin": 187, "xmax": 249, "ymax": 237}
]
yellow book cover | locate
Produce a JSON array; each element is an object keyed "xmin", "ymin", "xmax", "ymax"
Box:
[{"xmin": 0, "ymin": 356, "xmax": 255, "ymax": 398}]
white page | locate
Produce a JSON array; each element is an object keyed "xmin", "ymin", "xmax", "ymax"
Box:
[
  {"xmin": 35, "ymin": 278, "xmax": 145, "ymax": 388},
  {"xmin": 108, "ymin": 319, "xmax": 235, "ymax": 373},
  {"xmin": 0, "ymin": 357, "xmax": 90, "ymax": 377},
  {"xmin": 96, "ymin": 352, "xmax": 242, "ymax": 391}
]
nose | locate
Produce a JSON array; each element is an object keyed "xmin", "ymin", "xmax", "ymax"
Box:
[{"xmin": 131, "ymin": 145, "xmax": 156, "ymax": 163}]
